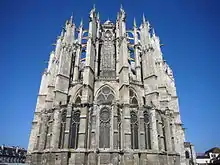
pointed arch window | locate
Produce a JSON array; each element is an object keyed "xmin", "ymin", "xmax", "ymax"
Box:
[
  {"xmin": 130, "ymin": 111, "xmax": 139, "ymax": 149},
  {"xmin": 75, "ymin": 90, "xmax": 82, "ymax": 104},
  {"xmin": 129, "ymin": 89, "xmax": 138, "ymax": 106},
  {"xmin": 99, "ymin": 107, "xmax": 111, "ymax": 148},
  {"xmin": 97, "ymin": 86, "xmax": 115, "ymax": 104},
  {"xmin": 59, "ymin": 110, "xmax": 67, "ymax": 149},
  {"xmin": 185, "ymin": 151, "xmax": 190, "ymax": 159},
  {"xmin": 69, "ymin": 110, "xmax": 81, "ymax": 149},
  {"xmin": 143, "ymin": 110, "xmax": 151, "ymax": 149}
]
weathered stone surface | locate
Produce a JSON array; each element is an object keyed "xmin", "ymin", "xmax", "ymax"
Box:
[{"xmin": 27, "ymin": 6, "xmax": 194, "ymax": 165}]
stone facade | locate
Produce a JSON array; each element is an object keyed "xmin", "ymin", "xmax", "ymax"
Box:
[{"xmin": 27, "ymin": 6, "xmax": 193, "ymax": 165}]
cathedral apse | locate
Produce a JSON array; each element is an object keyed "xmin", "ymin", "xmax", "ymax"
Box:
[{"xmin": 26, "ymin": 6, "xmax": 195, "ymax": 165}]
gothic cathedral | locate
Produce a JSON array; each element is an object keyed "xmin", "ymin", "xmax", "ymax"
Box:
[{"xmin": 27, "ymin": 7, "xmax": 195, "ymax": 165}]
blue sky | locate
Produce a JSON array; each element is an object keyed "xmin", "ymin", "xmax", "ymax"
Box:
[{"xmin": 0, "ymin": 0, "xmax": 219, "ymax": 153}]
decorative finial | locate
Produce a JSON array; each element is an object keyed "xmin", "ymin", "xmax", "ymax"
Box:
[
  {"xmin": 80, "ymin": 18, "xmax": 83, "ymax": 27},
  {"xmin": 61, "ymin": 27, "xmax": 65, "ymax": 37},
  {"xmin": 97, "ymin": 12, "xmax": 100, "ymax": 20},
  {"xmin": 152, "ymin": 28, "xmax": 156, "ymax": 37},
  {"xmin": 120, "ymin": 4, "xmax": 123, "ymax": 10},
  {"xmin": 90, "ymin": 4, "xmax": 96, "ymax": 16},
  {"xmin": 93, "ymin": 4, "xmax": 96, "ymax": 10},
  {"xmin": 69, "ymin": 14, "xmax": 73, "ymax": 24},
  {"xmin": 133, "ymin": 17, "xmax": 137, "ymax": 27},
  {"xmin": 143, "ymin": 13, "xmax": 146, "ymax": 24}
]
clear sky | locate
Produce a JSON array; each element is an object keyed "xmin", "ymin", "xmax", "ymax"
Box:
[{"xmin": 0, "ymin": 0, "xmax": 219, "ymax": 153}]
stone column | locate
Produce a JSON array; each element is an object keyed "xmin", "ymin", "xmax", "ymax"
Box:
[
  {"xmin": 96, "ymin": 105, "xmax": 100, "ymax": 149},
  {"xmin": 164, "ymin": 116, "xmax": 172, "ymax": 152},
  {"xmin": 51, "ymin": 108, "xmax": 61, "ymax": 149},
  {"xmin": 94, "ymin": 19, "xmax": 100, "ymax": 78},
  {"xmin": 113, "ymin": 104, "xmax": 121, "ymax": 149},
  {"xmin": 38, "ymin": 114, "xmax": 47, "ymax": 151},
  {"xmin": 110, "ymin": 105, "xmax": 114, "ymax": 150},
  {"xmin": 28, "ymin": 112, "xmax": 41, "ymax": 153},
  {"xmin": 170, "ymin": 121, "xmax": 176, "ymax": 152},
  {"xmin": 89, "ymin": 105, "xmax": 96, "ymax": 149},
  {"xmin": 73, "ymin": 47, "xmax": 81, "ymax": 82},
  {"xmin": 122, "ymin": 104, "xmax": 131, "ymax": 150},
  {"xmin": 115, "ymin": 16, "xmax": 120, "ymax": 79},
  {"xmin": 159, "ymin": 118, "xmax": 165, "ymax": 151},
  {"xmin": 149, "ymin": 109, "xmax": 159, "ymax": 150}
]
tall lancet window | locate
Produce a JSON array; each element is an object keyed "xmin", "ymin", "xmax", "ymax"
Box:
[
  {"xmin": 130, "ymin": 111, "xmax": 139, "ymax": 149},
  {"xmin": 129, "ymin": 88, "xmax": 139, "ymax": 149},
  {"xmin": 129, "ymin": 89, "xmax": 138, "ymax": 105},
  {"xmin": 69, "ymin": 110, "xmax": 81, "ymax": 149},
  {"xmin": 59, "ymin": 109, "xmax": 67, "ymax": 149},
  {"xmin": 143, "ymin": 110, "xmax": 151, "ymax": 149},
  {"xmin": 99, "ymin": 107, "xmax": 111, "ymax": 148},
  {"xmin": 75, "ymin": 90, "xmax": 82, "ymax": 104},
  {"xmin": 97, "ymin": 86, "xmax": 115, "ymax": 148}
]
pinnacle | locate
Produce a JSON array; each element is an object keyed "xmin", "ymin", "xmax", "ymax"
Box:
[{"xmin": 133, "ymin": 17, "xmax": 137, "ymax": 27}]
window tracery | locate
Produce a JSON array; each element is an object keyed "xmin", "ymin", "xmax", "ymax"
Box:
[
  {"xmin": 97, "ymin": 86, "xmax": 115, "ymax": 104},
  {"xmin": 75, "ymin": 90, "xmax": 82, "ymax": 104},
  {"xmin": 69, "ymin": 110, "xmax": 81, "ymax": 149},
  {"xmin": 130, "ymin": 111, "xmax": 139, "ymax": 149},
  {"xmin": 99, "ymin": 26, "xmax": 116, "ymax": 78},
  {"xmin": 143, "ymin": 110, "xmax": 151, "ymax": 149},
  {"xmin": 99, "ymin": 108, "xmax": 111, "ymax": 148},
  {"xmin": 129, "ymin": 89, "xmax": 138, "ymax": 106}
]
